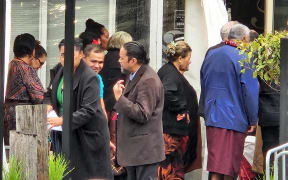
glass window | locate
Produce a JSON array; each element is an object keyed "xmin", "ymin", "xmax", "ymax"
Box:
[
  {"xmin": 46, "ymin": 0, "xmax": 110, "ymax": 86},
  {"xmin": 226, "ymin": 0, "xmax": 264, "ymax": 33},
  {"xmin": 162, "ymin": 0, "xmax": 185, "ymax": 65},
  {"xmin": 9, "ymin": 0, "xmax": 111, "ymax": 86},
  {"xmin": 9, "ymin": 0, "xmax": 40, "ymax": 60},
  {"xmin": 116, "ymin": 0, "xmax": 151, "ymax": 52},
  {"xmin": 274, "ymin": 0, "xmax": 288, "ymax": 31},
  {"xmin": 9, "ymin": 0, "xmax": 160, "ymax": 86}
]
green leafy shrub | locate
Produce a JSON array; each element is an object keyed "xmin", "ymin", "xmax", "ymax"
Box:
[
  {"xmin": 2, "ymin": 154, "xmax": 73, "ymax": 180},
  {"xmin": 49, "ymin": 153, "xmax": 73, "ymax": 180},
  {"xmin": 255, "ymin": 168, "xmax": 274, "ymax": 180},
  {"xmin": 238, "ymin": 31, "xmax": 288, "ymax": 91},
  {"xmin": 3, "ymin": 156, "xmax": 25, "ymax": 180}
]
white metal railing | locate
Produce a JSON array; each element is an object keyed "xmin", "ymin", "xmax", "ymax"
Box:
[{"xmin": 266, "ymin": 142, "xmax": 288, "ymax": 180}]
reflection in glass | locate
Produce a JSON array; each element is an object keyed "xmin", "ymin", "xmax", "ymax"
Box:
[
  {"xmin": 116, "ymin": 0, "xmax": 151, "ymax": 53},
  {"xmin": 162, "ymin": 0, "xmax": 185, "ymax": 65},
  {"xmin": 274, "ymin": 0, "xmax": 288, "ymax": 31},
  {"xmin": 10, "ymin": 0, "xmax": 40, "ymax": 60},
  {"xmin": 46, "ymin": 0, "xmax": 109, "ymax": 85}
]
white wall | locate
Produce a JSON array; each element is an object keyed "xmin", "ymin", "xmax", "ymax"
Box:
[
  {"xmin": 150, "ymin": 0, "xmax": 163, "ymax": 71},
  {"xmin": 184, "ymin": 0, "xmax": 207, "ymax": 96},
  {"xmin": 202, "ymin": 0, "xmax": 227, "ymax": 47},
  {"xmin": 184, "ymin": 1, "xmax": 228, "ymax": 179},
  {"xmin": 184, "ymin": 0, "xmax": 208, "ymax": 179}
]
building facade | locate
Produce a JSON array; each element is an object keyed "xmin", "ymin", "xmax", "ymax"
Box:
[{"xmin": 3, "ymin": 0, "xmax": 288, "ymax": 179}]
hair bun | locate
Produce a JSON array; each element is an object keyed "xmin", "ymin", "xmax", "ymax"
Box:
[
  {"xmin": 86, "ymin": 18, "xmax": 95, "ymax": 28},
  {"xmin": 85, "ymin": 19, "xmax": 104, "ymax": 34},
  {"xmin": 165, "ymin": 41, "xmax": 176, "ymax": 57}
]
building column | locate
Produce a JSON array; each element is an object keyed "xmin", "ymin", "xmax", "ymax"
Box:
[
  {"xmin": 0, "ymin": 0, "xmax": 6, "ymax": 179},
  {"xmin": 38, "ymin": 0, "xmax": 48, "ymax": 88},
  {"xmin": 150, "ymin": 0, "xmax": 163, "ymax": 71},
  {"xmin": 264, "ymin": 0, "xmax": 274, "ymax": 33},
  {"xmin": 63, "ymin": 1, "xmax": 75, "ymax": 179}
]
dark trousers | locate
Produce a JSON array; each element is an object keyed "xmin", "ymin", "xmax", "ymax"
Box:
[
  {"xmin": 261, "ymin": 126, "xmax": 279, "ymax": 157},
  {"xmin": 50, "ymin": 130, "xmax": 62, "ymax": 155},
  {"xmin": 114, "ymin": 174, "xmax": 127, "ymax": 180},
  {"xmin": 126, "ymin": 163, "xmax": 158, "ymax": 180}
]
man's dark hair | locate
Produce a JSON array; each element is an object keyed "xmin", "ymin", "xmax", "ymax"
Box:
[
  {"xmin": 83, "ymin": 44, "xmax": 104, "ymax": 57},
  {"xmin": 58, "ymin": 38, "xmax": 83, "ymax": 51},
  {"xmin": 123, "ymin": 41, "xmax": 150, "ymax": 65},
  {"xmin": 35, "ymin": 41, "xmax": 47, "ymax": 58},
  {"xmin": 13, "ymin": 33, "xmax": 36, "ymax": 58}
]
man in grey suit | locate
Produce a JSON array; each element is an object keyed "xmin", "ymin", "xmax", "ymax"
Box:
[{"xmin": 113, "ymin": 41, "xmax": 165, "ymax": 180}]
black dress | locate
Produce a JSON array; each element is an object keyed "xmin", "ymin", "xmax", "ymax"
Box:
[
  {"xmin": 100, "ymin": 48, "xmax": 126, "ymax": 112},
  {"xmin": 158, "ymin": 62, "xmax": 199, "ymax": 176}
]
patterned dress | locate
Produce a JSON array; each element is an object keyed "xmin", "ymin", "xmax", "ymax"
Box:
[
  {"xmin": 4, "ymin": 59, "xmax": 44, "ymax": 145},
  {"xmin": 158, "ymin": 134, "xmax": 188, "ymax": 180}
]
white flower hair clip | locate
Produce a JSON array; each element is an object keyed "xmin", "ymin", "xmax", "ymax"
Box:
[{"xmin": 166, "ymin": 41, "xmax": 176, "ymax": 57}]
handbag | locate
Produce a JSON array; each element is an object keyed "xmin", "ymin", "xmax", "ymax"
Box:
[{"xmin": 111, "ymin": 155, "xmax": 126, "ymax": 176}]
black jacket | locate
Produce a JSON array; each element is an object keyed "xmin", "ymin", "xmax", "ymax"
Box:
[
  {"xmin": 158, "ymin": 63, "xmax": 198, "ymax": 136},
  {"xmin": 46, "ymin": 60, "xmax": 113, "ymax": 180},
  {"xmin": 100, "ymin": 48, "xmax": 125, "ymax": 112},
  {"xmin": 258, "ymin": 79, "xmax": 280, "ymax": 127}
]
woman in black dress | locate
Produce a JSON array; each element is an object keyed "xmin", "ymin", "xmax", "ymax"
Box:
[{"xmin": 157, "ymin": 41, "xmax": 200, "ymax": 180}]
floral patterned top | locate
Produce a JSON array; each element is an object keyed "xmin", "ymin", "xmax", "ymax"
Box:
[{"xmin": 4, "ymin": 59, "xmax": 44, "ymax": 145}]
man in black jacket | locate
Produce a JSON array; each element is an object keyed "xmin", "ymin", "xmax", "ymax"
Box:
[
  {"xmin": 46, "ymin": 38, "xmax": 113, "ymax": 180},
  {"xmin": 258, "ymin": 79, "xmax": 280, "ymax": 156}
]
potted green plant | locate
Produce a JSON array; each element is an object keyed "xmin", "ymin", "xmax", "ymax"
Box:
[
  {"xmin": 2, "ymin": 156, "xmax": 25, "ymax": 180},
  {"xmin": 238, "ymin": 31, "xmax": 288, "ymax": 91},
  {"xmin": 238, "ymin": 31, "xmax": 287, "ymax": 180},
  {"xmin": 3, "ymin": 154, "xmax": 73, "ymax": 180},
  {"xmin": 48, "ymin": 153, "xmax": 73, "ymax": 180}
]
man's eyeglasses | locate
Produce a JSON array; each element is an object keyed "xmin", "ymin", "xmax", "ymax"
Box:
[{"xmin": 33, "ymin": 56, "xmax": 45, "ymax": 66}]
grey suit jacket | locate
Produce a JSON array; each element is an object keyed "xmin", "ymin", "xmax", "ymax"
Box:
[{"xmin": 114, "ymin": 64, "xmax": 165, "ymax": 167}]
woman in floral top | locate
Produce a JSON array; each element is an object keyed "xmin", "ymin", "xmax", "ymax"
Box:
[{"xmin": 4, "ymin": 33, "xmax": 44, "ymax": 145}]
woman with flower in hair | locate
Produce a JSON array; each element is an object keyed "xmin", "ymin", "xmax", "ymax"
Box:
[
  {"xmin": 157, "ymin": 41, "xmax": 201, "ymax": 179},
  {"xmin": 79, "ymin": 18, "xmax": 109, "ymax": 51}
]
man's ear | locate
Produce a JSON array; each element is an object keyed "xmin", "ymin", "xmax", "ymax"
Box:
[
  {"xmin": 242, "ymin": 36, "xmax": 249, "ymax": 43},
  {"xmin": 131, "ymin": 57, "xmax": 138, "ymax": 64},
  {"xmin": 80, "ymin": 51, "xmax": 84, "ymax": 59}
]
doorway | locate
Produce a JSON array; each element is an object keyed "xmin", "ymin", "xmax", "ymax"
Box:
[{"xmin": 226, "ymin": 0, "xmax": 265, "ymax": 34}]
